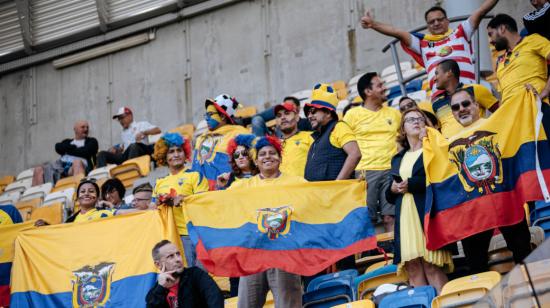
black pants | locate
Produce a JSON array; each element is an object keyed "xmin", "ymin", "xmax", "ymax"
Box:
[
  {"xmin": 461, "ymin": 218, "xmax": 532, "ymax": 274},
  {"xmin": 96, "ymin": 143, "xmax": 153, "ymax": 167}
]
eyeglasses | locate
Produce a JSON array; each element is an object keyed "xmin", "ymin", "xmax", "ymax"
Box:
[
  {"xmin": 404, "ymin": 116, "xmax": 426, "ymax": 124},
  {"xmin": 427, "ymin": 17, "xmax": 447, "ymax": 25},
  {"xmin": 233, "ymin": 149, "xmax": 249, "ymax": 159},
  {"xmin": 450, "ymin": 100, "xmax": 472, "ymax": 112}
]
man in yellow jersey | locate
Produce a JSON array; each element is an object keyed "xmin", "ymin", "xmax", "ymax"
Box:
[
  {"xmin": 344, "ymin": 72, "xmax": 401, "ymax": 232},
  {"xmin": 153, "ymin": 132, "xmax": 209, "ymax": 267},
  {"xmin": 433, "ymin": 59, "xmax": 499, "ymax": 138},
  {"xmin": 487, "ymin": 14, "xmax": 550, "ymax": 103},
  {"xmin": 192, "ymin": 94, "xmax": 250, "ymax": 190},
  {"xmin": 275, "ymin": 99, "xmax": 313, "ymax": 177}
]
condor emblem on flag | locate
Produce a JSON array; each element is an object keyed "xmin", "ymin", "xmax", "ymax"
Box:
[
  {"xmin": 71, "ymin": 262, "xmax": 115, "ymax": 308},
  {"xmin": 257, "ymin": 206, "xmax": 293, "ymax": 240}
]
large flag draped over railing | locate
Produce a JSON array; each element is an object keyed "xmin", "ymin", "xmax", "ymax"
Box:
[
  {"xmin": 185, "ymin": 180, "xmax": 377, "ymax": 277},
  {"xmin": 0, "ymin": 221, "xmax": 35, "ymax": 307},
  {"xmin": 9, "ymin": 209, "xmax": 181, "ymax": 308},
  {"xmin": 423, "ymin": 90, "xmax": 550, "ymax": 250}
]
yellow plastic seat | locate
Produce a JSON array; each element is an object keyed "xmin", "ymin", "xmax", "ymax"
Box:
[
  {"xmin": 235, "ymin": 106, "xmax": 258, "ymax": 118},
  {"xmin": 52, "ymin": 174, "xmax": 85, "ymax": 193},
  {"xmin": 432, "ymin": 271, "xmax": 501, "ymax": 307},
  {"xmin": 332, "ymin": 299, "xmax": 375, "ymax": 308},
  {"xmin": 170, "ymin": 124, "xmax": 195, "ymax": 140},
  {"xmin": 110, "ymin": 155, "xmax": 151, "ymax": 188},
  {"xmin": 30, "ymin": 202, "xmax": 64, "ymax": 225},
  {"xmin": 223, "ymin": 291, "xmax": 273, "ymax": 307},
  {"xmin": 0, "ymin": 175, "xmax": 15, "ymax": 193},
  {"xmin": 366, "ymin": 260, "xmax": 394, "ymax": 273},
  {"xmin": 356, "ymin": 269, "xmax": 407, "ymax": 300},
  {"xmin": 212, "ymin": 276, "xmax": 230, "ymax": 292},
  {"xmin": 16, "ymin": 198, "xmax": 41, "ymax": 221},
  {"xmin": 332, "ymin": 80, "xmax": 348, "ymax": 100}
]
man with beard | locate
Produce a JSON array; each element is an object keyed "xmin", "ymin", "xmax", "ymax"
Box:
[
  {"xmin": 449, "ymin": 88, "xmax": 532, "ymax": 274},
  {"xmin": 146, "ymin": 240, "xmax": 223, "ymax": 308},
  {"xmin": 344, "ymin": 72, "xmax": 401, "ymax": 232},
  {"xmin": 487, "ymin": 14, "xmax": 550, "ymax": 103},
  {"xmin": 275, "ymin": 98, "xmax": 313, "ymax": 177}
]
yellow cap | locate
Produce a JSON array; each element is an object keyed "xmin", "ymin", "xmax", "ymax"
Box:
[{"xmin": 304, "ymin": 83, "xmax": 339, "ymax": 114}]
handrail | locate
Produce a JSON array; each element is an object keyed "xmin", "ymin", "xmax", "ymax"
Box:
[{"xmin": 380, "ymin": 14, "xmax": 494, "ymax": 97}]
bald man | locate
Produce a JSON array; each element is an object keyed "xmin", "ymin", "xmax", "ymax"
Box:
[{"xmin": 32, "ymin": 120, "xmax": 99, "ymax": 185}]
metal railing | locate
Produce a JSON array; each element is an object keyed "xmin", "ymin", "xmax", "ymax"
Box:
[{"xmin": 381, "ymin": 14, "xmax": 494, "ymax": 96}]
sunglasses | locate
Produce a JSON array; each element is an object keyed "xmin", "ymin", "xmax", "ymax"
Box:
[
  {"xmin": 450, "ymin": 100, "xmax": 472, "ymax": 112},
  {"xmin": 233, "ymin": 149, "xmax": 249, "ymax": 159}
]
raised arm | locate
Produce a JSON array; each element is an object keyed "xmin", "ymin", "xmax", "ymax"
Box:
[
  {"xmin": 469, "ymin": 0, "xmax": 499, "ymax": 30},
  {"xmin": 361, "ymin": 10, "xmax": 411, "ymax": 47}
]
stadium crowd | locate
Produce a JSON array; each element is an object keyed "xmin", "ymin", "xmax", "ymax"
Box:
[{"xmin": 1, "ymin": 0, "xmax": 550, "ymax": 307}]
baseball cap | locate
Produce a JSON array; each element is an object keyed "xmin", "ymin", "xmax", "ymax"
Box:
[
  {"xmin": 274, "ymin": 101, "xmax": 298, "ymax": 114},
  {"xmin": 112, "ymin": 107, "xmax": 132, "ymax": 119}
]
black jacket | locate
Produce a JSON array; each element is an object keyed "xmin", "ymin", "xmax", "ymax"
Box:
[
  {"xmin": 145, "ymin": 267, "xmax": 224, "ymax": 308},
  {"xmin": 55, "ymin": 137, "xmax": 99, "ymax": 171},
  {"xmin": 385, "ymin": 149, "xmax": 428, "ymax": 265}
]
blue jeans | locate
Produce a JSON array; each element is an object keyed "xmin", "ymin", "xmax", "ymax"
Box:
[{"xmin": 251, "ymin": 107, "xmax": 275, "ymax": 136}]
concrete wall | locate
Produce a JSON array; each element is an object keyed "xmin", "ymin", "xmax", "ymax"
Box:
[{"xmin": 0, "ymin": 0, "xmax": 532, "ymax": 175}]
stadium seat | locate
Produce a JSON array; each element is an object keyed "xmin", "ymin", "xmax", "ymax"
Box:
[
  {"xmin": 3, "ymin": 178, "xmax": 32, "ymax": 195},
  {"xmin": 488, "ymin": 226, "xmax": 545, "ymax": 274},
  {"xmin": 15, "ymin": 198, "xmax": 41, "ymax": 221},
  {"xmin": 366, "ymin": 260, "xmax": 394, "ymax": 273},
  {"xmin": 43, "ymin": 187, "xmax": 75, "ymax": 211},
  {"xmin": 224, "ymin": 292, "xmax": 274, "ymax": 308},
  {"xmin": 379, "ymin": 286, "xmax": 436, "ymax": 308},
  {"xmin": 110, "ymin": 155, "xmax": 151, "ymax": 188},
  {"xmin": 87, "ymin": 165, "xmax": 116, "ymax": 180},
  {"xmin": 532, "ymin": 201, "xmax": 550, "ymax": 238},
  {"xmin": 235, "ymin": 106, "xmax": 258, "ymax": 118},
  {"xmin": 502, "ymin": 258, "xmax": 550, "ymax": 307},
  {"xmin": 0, "ymin": 190, "xmax": 22, "ymax": 205},
  {"xmin": 332, "ymin": 80, "xmax": 348, "ymax": 100},
  {"xmin": 431, "ymin": 271, "xmax": 501, "ymax": 307},
  {"xmin": 0, "ymin": 175, "xmax": 15, "ymax": 193},
  {"xmin": 30, "ymin": 202, "xmax": 64, "ymax": 224},
  {"xmin": 170, "ymin": 124, "xmax": 195, "ymax": 139},
  {"xmin": 303, "ymin": 270, "xmax": 358, "ymax": 307},
  {"xmin": 332, "ymin": 299, "xmax": 375, "ymax": 308},
  {"xmin": 354, "ymin": 265, "xmax": 407, "ymax": 300},
  {"xmin": 380, "ymin": 62, "xmax": 414, "ymax": 78},
  {"xmin": 52, "ymin": 173, "xmax": 85, "ymax": 192},
  {"xmin": 20, "ymin": 182, "xmax": 53, "ymax": 202},
  {"xmin": 15, "ymin": 168, "xmax": 34, "ymax": 181}
]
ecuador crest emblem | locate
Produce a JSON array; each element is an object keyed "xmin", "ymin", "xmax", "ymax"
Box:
[
  {"xmin": 197, "ymin": 134, "xmax": 223, "ymax": 163},
  {"xmin": 449, "ymin": 131, "xmax": 503, "ymax": 194},
  {"xmin": 71, "ymin": 262, "xmax": 115, "ymax": 308},
  {"xmin": 257, "ymin": 206, "xmax": 293, "ymax": 240}
]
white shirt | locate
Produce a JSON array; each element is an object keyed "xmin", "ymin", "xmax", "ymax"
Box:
[{"xmin": 121, "ymin": 121, "xmax": 156, "ymax": 149}]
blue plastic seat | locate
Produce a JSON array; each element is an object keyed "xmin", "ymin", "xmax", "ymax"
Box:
[
  {"xmin": 306, "ymin": 269, "xmax": 358, "ymax": 292},
  {"xmin": 302, "ymin": 270, "xmax": 358, "ymax": 308},
  {"xmin": 532, "ymin": 201, "xmax": 550, "ymax": 238},
  {"xmin": 378, "ymin": 286, "xmax": 437, "ymax": 308}
]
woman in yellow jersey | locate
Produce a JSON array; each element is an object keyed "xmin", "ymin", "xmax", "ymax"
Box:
[
  {"xmin": 232, "ymin": 136, "xmax": 304, "ymax": 308},
  {"xmin": 386, "ymin": 108, "xmax": 453, "ymax": 294},
  {"xmin": 152, "ymin": 132, "xmax": 209, "ymax": 267},
  {"xmin": 216, "ymin": 134, "xmax": 259, "ymax": 190}
]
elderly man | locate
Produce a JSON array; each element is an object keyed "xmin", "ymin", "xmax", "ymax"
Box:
[
  {"xmin": 145, "ymin": 240, "xmax": 223, "ymax": 308},
  {"xmin": 361, "ymin": 0, "xmax": 498, "ymax": 94},
  {"xmin": 96, "ymin": 107, "xmax": 161, "ymax": 167},
  {"xmin": 449, "ymin": 89, "xmax": 532, "ymax": 274},
  {"xmin": 32, "ymin": 120, "xmax": 98, "ymax": 185}
]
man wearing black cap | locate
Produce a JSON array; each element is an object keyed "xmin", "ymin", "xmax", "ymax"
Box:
[{"xmin": 96, "ymin": 106, "xmax": 161, "ymax": 167}]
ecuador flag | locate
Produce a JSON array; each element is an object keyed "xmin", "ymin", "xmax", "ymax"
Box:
[
  {"xmin": 186, "ymin": 180, "xmax": 376, "ymax": 277},
  {"xmin": 9, "ymin": 209, "xmax": 181, "ymax": 308},
  {"xmin": 424, "ymin": 90, "xmax": 550, "ymax": 250},
  {"xmin": 0, "ymin": 220, "xmax": 35, "ymax": 307},
  {"xmin": 191, "ymin": 124, "xmax": 249, "ymax": 190}
]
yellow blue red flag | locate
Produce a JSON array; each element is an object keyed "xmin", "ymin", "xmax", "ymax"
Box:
[
  {"xmin": 9, "ymin": 209, "xmax": 181, "ymax": 307},
  {"xmin": 0, "ymin": 220, "xmax": 35, "ymax": 307},
  {"xmin": 185, "ymin": 180, "xmax": 376, "ymax": 276},
  {"xmin": 423, "ymin": 90, "xmax": 550, "ymax": 250}
]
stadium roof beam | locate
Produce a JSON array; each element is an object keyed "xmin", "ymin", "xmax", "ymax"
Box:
[
  {"xmin": 95, "ymin": 0, "xmax": 110, "ymax": 33},
  {"xmin": 14, "ymin": 0, "xmax": 33, "ymax": 54}
]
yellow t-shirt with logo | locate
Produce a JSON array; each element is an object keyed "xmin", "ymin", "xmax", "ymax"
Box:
[
  {"xmin": 496, "ymin": 34, "xmax": 550, "ymax": 104},
  {"xmin": 329, "ymin": 121, "xmax": 357, "ymax": 148},
  {"xmin": 432, "ymin": 84, "xmax": 498, "ymax": 139},
  {"xmin": 153, "ymin": 168, "xmax": 209, "ymax": 235},
  {"xmin": 281, "ymin": 131, "xmax": 314, "ymax": 177},
  {"xmin": 343, "ymin": 106, "xmax": 401, "ymax": 170},
  {"xmin": 73, "ymin": 208, "xmax": 114, "ymax": 223},
  {"xmin": 229, "ymin": 173, "xmax": 306, "ymax": 189}
]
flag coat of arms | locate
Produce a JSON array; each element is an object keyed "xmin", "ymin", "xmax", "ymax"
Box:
[
  {"xmin": 9, "ymin": 209, "xmax": 181, "ymax": 308},
  {"xmin": 185, "ymin": 180, "xmax": 376, "ymax": 277},
  {"xmin": 423, "ymin": 90, "xmax": 550, "ymax": 250}
]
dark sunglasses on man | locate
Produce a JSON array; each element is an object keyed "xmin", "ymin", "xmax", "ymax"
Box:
[{"xmin": 450, "ymin": 100, "xmax": 472, "ymax": 112}]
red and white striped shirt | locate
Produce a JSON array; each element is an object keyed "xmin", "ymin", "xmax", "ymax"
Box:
[{"xmin": 408, "ymin": 19, "xmax": 476, "ymax": 94}]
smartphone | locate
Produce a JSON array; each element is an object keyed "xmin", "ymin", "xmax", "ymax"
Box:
[{"xmin": 392, "ymin": 174, "xmax": 403, "ymax": 183}]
